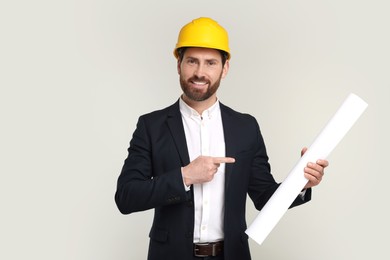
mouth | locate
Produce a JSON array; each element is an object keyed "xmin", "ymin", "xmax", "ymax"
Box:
[{"xmin": 189, "ymin": 79, "xmax": 209, "ymax": 88}]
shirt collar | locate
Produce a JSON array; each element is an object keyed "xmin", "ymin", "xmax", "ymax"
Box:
[{"xmin": 179, "ymin": 97, "xmax": 220, "ymax": 119}]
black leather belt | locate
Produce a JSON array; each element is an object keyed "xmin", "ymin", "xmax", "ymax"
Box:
[{"xmin": 194, "ymin": 241, "xmax": 224, "ymax": 257}]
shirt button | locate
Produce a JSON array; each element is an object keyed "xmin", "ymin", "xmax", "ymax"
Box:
[{"xmin": 202, "ymin": 226, "xmax": 206, "ymax": 231}]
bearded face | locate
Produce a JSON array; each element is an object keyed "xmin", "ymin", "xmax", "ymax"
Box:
[{"xmin": 178, "ymin": 48, "xmax": 228, "ymax": 104}]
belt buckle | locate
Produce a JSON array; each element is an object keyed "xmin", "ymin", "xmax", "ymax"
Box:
[
  {"xmin": 194, "ymin": 243, "xmax": 208, "ymax": 257},
  {"xmin": 211, "ymin": 243, "xmax": 217, "ymax": 256},
  {"xmin": 194, "ymin": 242, "xmax": 218, "ymax": 257}
]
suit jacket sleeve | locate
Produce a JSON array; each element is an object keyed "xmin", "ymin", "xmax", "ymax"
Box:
[{"xmin": 115, "ymin": 115, "xmax": 190, "ymax": 215}]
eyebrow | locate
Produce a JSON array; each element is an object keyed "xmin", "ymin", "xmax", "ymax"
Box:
[{"xmin": 185, "ymin": 56, "xmax": 220, "ymax": 63}]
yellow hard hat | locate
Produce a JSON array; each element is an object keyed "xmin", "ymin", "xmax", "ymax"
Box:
[{"xmin": 174, "ymin": 17, "xmax": 231, "ymax": 60}]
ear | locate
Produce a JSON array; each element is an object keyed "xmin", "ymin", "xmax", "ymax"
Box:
[
  {"xmin": 177, "ymin": 59, "xmax": 181, "ymax": 75},
  {"xmin": 221, "ymin": 60, "xmax": 230, "ymax": 79}
]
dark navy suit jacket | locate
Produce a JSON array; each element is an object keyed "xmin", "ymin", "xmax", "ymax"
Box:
[{"xmin": 115, "ymin": 100, "xmax": 311, "ymax": 260}]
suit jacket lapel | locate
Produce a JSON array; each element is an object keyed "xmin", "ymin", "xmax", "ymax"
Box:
[
  {"xmin": 220, "ymin": 103, "xmax": 239, "ymax": 191},
  {"xmin": 166, "ymin": 100, "xmax": 190, "ymax": 166}
]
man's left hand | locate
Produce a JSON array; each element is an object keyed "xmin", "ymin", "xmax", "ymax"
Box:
[{"xmin": 301, "ymin": 147, "xmax": 329, "ymax": 189}]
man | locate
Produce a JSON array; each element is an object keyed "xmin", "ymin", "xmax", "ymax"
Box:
[{"xmin": 115, "ymin": 17, "xmax": 329, "ymax": 260}]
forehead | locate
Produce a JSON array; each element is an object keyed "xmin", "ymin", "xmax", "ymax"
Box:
[{"xmin": 183, "ymin": 47, "xmax": 222, "ymax": 61}]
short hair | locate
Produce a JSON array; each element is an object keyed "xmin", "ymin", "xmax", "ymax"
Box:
[{"xmin": 177, "ymin": 47, "xmax": 228, "ymax": 66}]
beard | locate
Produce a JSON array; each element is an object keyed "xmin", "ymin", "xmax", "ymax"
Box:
[{"xmin": 179, "ymin": 74, "xmax": 222, "ymax": 102}]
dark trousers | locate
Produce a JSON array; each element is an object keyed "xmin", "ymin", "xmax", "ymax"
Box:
[{"xmin": 193, "ymin": 253, "xmax": 224, "ymax": 260}]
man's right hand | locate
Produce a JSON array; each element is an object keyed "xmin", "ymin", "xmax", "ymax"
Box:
[{"xmin": 182, "ymin": 156, "xmax": 235, "ymax": 186}]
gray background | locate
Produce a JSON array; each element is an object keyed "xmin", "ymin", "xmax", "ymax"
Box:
[{"xmin": 1, "ymin": 0, "xmax": 389, "ymax": 259}]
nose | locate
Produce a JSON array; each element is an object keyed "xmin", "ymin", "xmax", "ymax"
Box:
[{"xmin": 194, "ymin": 63, "xmax": 206, "ymax": 78}]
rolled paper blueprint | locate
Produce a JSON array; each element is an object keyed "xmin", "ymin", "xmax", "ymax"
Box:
[{"xmin": 245, "ymin": 93, "xmax": 368, "ymax": 245}]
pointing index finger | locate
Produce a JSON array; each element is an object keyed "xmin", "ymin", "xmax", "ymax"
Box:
[{"xmin": 213, "ymin": 157, "xmax": 236, "ymax": 164}]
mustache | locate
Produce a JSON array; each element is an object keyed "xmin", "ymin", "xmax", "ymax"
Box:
[{"xmin": 188, "ymin": 76, "xmax": 210, "ymax": 83}]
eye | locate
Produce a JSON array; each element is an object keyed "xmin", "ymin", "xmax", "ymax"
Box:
[
  {"xmin": 186, "ymin": 58, "xmax": 197, "ymax": 65},
  {"xmin": 207, "ymin": 60, "xmax": 218, "ymax": 66}
]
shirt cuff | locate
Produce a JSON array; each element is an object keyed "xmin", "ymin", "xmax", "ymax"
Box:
[
  {"xmin": 181, "ymin": 167, "xmax": 191, "ymax": 192},
  {"xmin": 299, "ymin": 189, "xmax": 307, "ymax": 199}
]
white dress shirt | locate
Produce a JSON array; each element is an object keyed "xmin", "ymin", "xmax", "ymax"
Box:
[{"xmin": 179, "ymin": 98, "xmax": 225, "ymax": 243}]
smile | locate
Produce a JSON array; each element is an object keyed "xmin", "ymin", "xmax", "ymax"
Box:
[{"xmin": 190, "ymin": 80, "xmax": 208, "ymax": 86}]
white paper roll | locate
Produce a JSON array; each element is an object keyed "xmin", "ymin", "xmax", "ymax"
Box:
[{"xmin": 245, "ymin": 93, "xmax": 368, "ymax": 245}]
